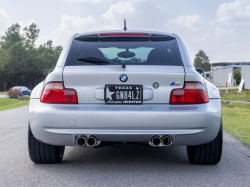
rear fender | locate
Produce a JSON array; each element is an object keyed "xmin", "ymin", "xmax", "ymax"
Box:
[
  {"xmin": 184, "ymin": 66, "xmax": 220, "ymax": 99},
  {"xmin": 30, "ymin": 82, "xmax": 43, "ymax": 99},
  {"xmin": 30, "ymin": 66, "xmax": 64, "ymax": 99}
]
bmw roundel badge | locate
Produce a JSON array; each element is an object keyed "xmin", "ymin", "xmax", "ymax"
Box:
[
  {"xmin": 120, "ymin": 74, "xmax": 128, "ymax": 82},
  {"xmin": 152, "ymin": 82, "xmax": 159, "ymax": 89}
]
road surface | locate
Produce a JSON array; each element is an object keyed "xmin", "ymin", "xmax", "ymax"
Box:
[
  {"xmin": 0, "ymin": 94, "xmax": 7, "ymax": 98},
  {"xmin": 0, "ymin": 106, "xmax": 250, "ymax": 186}
]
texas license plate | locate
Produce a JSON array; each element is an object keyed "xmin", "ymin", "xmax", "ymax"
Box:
[{"xmin": 105, "ymin": 85, "xmax": 143, "ymax": 104}]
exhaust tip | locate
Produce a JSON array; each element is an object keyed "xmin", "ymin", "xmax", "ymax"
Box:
[
  {"xmin": 87, "ymin": 136, "xmax": 97, "ymax": 147},
  {"xmin": 151, "ymin": 136, "xmax": 161, "ymax": 146},
  {"xmin": 162, "ymin": 136, "xmax": 172, "ymax": 146},
  {"xmin": 76, "ymin": 136, "xmax": 87, "ymax": 147}
]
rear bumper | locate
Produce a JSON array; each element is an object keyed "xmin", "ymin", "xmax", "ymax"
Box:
[{"xmin": 29, "ymin": 99, "xmax": 221, "ymax": 146}]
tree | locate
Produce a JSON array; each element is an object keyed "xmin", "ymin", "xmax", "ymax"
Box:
[
  {"xmin": 0, "ymin": 23, "xmax": 63, "ymax": 91},
  {"xmin": 23, "ymin": 23, "xmax": 40, "ymax": 49},
  {"xmin": 194, "ymin": 50, "xmax": 211, "ymax": 71},
  {"xmin": 0, "ymin": 52, "xmax": 8, "ymax": 91},
  {"xmin": 22, "ymin": 23, "xmax": 41, "ymax": 88},
  {"xmin": 5, "ymin": 41, "xmax": 26, "ymax": 81},
  {"xmin": 0, "ymin": 24, "xmax": 24, "ymax": 91},
  {"xmin": 37, "ymin": 40, "xmax": 63, "ymax": 76},
  {"xmin": 234, "ymin": 69, "xmax": 241, "ymax": 85},
  {"xmin": 0, "ymin": 23, "xmax": 22, "ymax": 52}
]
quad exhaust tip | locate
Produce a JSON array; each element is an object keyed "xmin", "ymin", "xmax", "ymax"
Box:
[
  {"xmin": 152, "ymin": 136, "xmax": 161, "ymax": 146},
  {"xmin": 76, "ymin": 135, "xmax": 98, "ymax": 147},
  {"xmin": 87, "ymin": 136, "xmax": 97, "ymax": 147},
  {"xmin": 76, "ymin": 135, "xmax": 172, "ymax": 147},
  {"xmin": 150, "ymin": 135, "xmax": 172, "ymax": 147},
  {"xmin": 161, "ymin": 136, "xmax": 172, "ymax": 146},
  {"xmin": 76, "ymin": 136, "xmax": 87, "ymax": 147}
]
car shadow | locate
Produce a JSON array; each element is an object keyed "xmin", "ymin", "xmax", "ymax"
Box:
[
  {"xmin": 62, "ymin": 145, "xmax": 189, "ymax": 166},
  {"xmin": 29, "ymin": 144, "xmax": 227, "ymax": 186}
]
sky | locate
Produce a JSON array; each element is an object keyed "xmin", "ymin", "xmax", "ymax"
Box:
[{"xmin": 0, "ymin": 0, "xmax": 250, "ymax": 63}]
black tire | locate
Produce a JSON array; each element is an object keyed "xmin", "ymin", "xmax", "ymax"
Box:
[
  {"xmin": 28, "ymin": 124, "xmax": 65, "ymax": 164},
  {"xmin": 187, "ymin": 120, "xmax": 223, "ymax": 165}
]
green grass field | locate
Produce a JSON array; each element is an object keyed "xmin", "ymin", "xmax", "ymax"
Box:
[
  {"xmin": 0, "ymin": 91, "xmax": 7, "ymax": 94},
  {"xmin": 220, "ymin": 89, "xmax": 250, "ymax": 101},
  {"xmin": 0, "ymin": 97, "xmax": 30, "ymax": 111},
  {"xmin": 222, "ymin": 103, "xmax": 250, "ymax": 147}
]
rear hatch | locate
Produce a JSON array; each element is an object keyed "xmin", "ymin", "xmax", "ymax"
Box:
[{"xmin": 63, "ymin": 33, "xmax": 185, "ymax": 104}]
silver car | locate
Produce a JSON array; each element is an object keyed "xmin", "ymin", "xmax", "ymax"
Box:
[{"xmin": 28, "ymin": 30, "xmax": 222, "ymax": 165}]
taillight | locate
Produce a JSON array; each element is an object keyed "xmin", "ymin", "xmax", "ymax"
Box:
[
  {"xmin": 40, "ymin": 82, "xmax": 78, "ymax": 104},
  {"xmin": 170, "ymin": 82, "xmax": 208, "ymax": 104}
]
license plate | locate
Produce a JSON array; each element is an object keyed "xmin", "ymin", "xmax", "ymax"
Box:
[{"xmin": 105, "ymin": 85, "xmax": 143, "ymax": 104}]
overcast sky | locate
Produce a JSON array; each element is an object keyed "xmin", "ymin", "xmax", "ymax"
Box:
[{"xmin": 0, "ymin": 0, "xmax": 250, "ymax": 63}]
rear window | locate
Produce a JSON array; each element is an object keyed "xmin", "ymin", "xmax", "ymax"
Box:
[{"xmin": 65, "ymin": 37, "xmax": 183, "ymax": 66}]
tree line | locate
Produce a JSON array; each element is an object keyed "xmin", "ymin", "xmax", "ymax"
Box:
[
  {"xmin": 194, "ymin": 50, "xmax": 211, "ymax": 71},
  {"xmin": 0, "ymin": 23, "xmax": 62, "ymax": 91},
  {"xmin": 0, "ymin": 23, "xmax": 211, "ymax": 91}
]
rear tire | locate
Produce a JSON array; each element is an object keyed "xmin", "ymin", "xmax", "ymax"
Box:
[
  {"xmin": 187, "ymin": 120, "xmax": 223, "ymax": 165},
  {"xmin": 28, "ymin": 124, "xmax": 65, "ymax": 164}
]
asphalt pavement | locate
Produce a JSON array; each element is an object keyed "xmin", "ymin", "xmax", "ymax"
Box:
[{"xmin": 1, "ymin": 106, "xmax": 250, "ymax": 186}]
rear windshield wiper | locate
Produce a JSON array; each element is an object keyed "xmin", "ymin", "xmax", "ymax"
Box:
[{"xmin": 77, "ymin": 57, "xmax": 126, "ymax": 68}]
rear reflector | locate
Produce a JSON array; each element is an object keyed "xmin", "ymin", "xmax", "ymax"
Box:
[
  {"xmin": 40, "ymin": 82, "xmax": 78, "ymax": 104},
  {"xmin": 100, "ymin": 33, "xmax": 150, "ymax": 36},
  {"xmin": 170, "ymin": 82, "xmax": 209, "ymax": 104}
]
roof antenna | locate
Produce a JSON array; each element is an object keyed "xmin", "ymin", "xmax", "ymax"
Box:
[{"xmin": 123, "ymin": 19, "xmax": 127, "ymax": 31}]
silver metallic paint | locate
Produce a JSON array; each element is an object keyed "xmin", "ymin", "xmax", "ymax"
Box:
[
  {"xmin": 204, "ymin": 79, "xmax": 221, "ymax": 99},
  {"xmin": 30, "ymin": 82, "xmax": 43, "ymax": 99},
  {"xmin": 29, "ymin": 30, "xmax": 222, "ymax": 147},
  {"xmin": 30, "ymin": 66, "xmax": 65, "ymax": 99},
  {"xmin": 56, "ymin": 35, "xmax": 75, "ymax": 67},
  {"xmin": 174, "ymin": 34, "xmax": 193, "ymax": 67},
  {"xmin": 63, "ymin": 66, "xmax": 185, "ymax": 104},
  {"xmin": 29, "ymin": 99, "xmax": 221, "ymax": 146}
]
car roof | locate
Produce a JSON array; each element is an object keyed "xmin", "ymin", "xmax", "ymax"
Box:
[
  {"xmin": 75, "ymin": 30, "xmax": 175, "ymax": 39},
  {"xmin": 56, "ymin": 30, "xmax": 194, "ymax": 67}
]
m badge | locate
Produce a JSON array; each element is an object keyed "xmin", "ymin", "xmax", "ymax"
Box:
[{"xmin": 170, "ymin": 82, "xmax": 180, "ymax": 86}]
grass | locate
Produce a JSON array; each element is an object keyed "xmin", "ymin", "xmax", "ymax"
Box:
[
  {"xmin": 222, "ymin": 103, "xmax": 250, "ymax": 147},
  {"xmin": 0, "ymin": 97, "xmax": 30, "ymax": 111},
  {"xmin": 0, "ymin": 91, "xmax": 7, "ymax": 94},
  {"xmin": 220, "ymin": 89, "xmax": 250, "ymax": 101}
]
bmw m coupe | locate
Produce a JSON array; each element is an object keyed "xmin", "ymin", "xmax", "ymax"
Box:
[{"xmin": 28, "ymin": 30, "xmax": 222, "ymax": 165}]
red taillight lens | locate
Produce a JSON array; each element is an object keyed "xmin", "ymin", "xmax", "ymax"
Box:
[
  {"xmin": 40, "ymin": 82, "xmax": 78, "ymax": 104},
  {"xmin": 170, "ymin": 82, "xmax": 209, "ymax": 104},
  {"xmin": 100, "ymin": 33, "xmax": 149, "ymax": 36}
]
